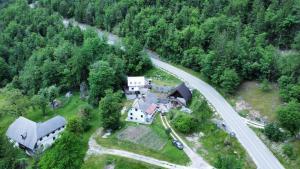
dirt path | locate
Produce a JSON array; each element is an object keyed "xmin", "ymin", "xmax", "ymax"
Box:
[
  {"xmin": 85, "ymin": 129, "xmax": 198, "ymax": 169},
  {"xmin": 160, "ymin": 115, "xmax": 213, "ymax": 169}
]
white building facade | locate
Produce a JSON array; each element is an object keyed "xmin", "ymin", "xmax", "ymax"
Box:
[
  {"xmin": 6, "ymin": 116, "xmax": 67, "ymax": 155},
  {"xmin": 127, "ymin": 76, "xmax": 146, "ymax": 92},
  {"xmin": 127, "ymin": 94, "xmax": 158, "ymax": 124}
]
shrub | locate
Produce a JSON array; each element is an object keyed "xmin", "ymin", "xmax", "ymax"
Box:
[
  {"xmin": 215, "ymin": 155, "xmax": 243, "ymax": 169},
  {"xmin": 260, "ymin": 79, "xmax": 271, "ymax": 92},
  {"xmin": 172, "ymin": 114, "xmax": 198, "ymax": 134},
  {"xmin": 165, "ymin": 128, "xmax": 172, "ymax": 138},
  {"xmin": 67, "ymin": 116, "xmax": 84, "ymax": 134},
  {"xmin": 282, "ymin": 144, "xmax": 296, "ymax": 159},
  {"xmin": 264, "ymin": 123, "xmax": 285, "ymax": 142},
  {"xmin": 78, "ymin": 104, "xmax": 93, "ymax": 119}
]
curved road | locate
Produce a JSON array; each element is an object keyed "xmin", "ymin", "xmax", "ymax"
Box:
[
  {"xmin": 148, "ymin": 52, "xmax": 284, "ymax": 169},
  {"xmin": 86, "ymin": 129, "xmax": 196, "ymax": 169},
  {"xmin": 62, "ymin": 19, "xmax": 283, "ymax": 169}
]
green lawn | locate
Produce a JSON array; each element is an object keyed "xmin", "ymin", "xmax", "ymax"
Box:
[
  {"xmin": 145, "ymin": 68, "xmax": 181, "ymax": 86},
  {"xmin": 96, "ymin": 116, "xmax": 190, "ymax": 165},
  {"xmin": 233, "ymin": 81, "xmax": 282, "ymax": 121},
  {"xmin": 82, "ymin": 155, "xmax": 164, "ymax": 169}
]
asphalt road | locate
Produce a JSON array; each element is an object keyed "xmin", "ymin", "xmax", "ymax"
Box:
[
  {"xmin": 62, "ymin": 18, "xmax": 284, "ymax": 169},
  {"xmin": 148, "ymin": 54, "xmax": 284, "ymax": 169}
]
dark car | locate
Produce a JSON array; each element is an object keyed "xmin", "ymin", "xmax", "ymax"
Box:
[{"xmin": 172, "ymin": 140, "xmax": 184, "ymax": 150}]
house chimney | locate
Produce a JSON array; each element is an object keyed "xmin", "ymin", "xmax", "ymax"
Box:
[{"xmin": 21, "ymin": 132, "xmax": 27, "ymax": 140}]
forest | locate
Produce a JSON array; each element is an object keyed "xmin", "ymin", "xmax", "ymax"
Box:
[
  {"xmin": 36, "ymin": 0, "xmax": 300, "ymax": 97},
  {"xmin": 0, "ymin": 0, "xmax": 299, "ymax": 169},
  {"xmin": 0, "ymin": 0, "xmax": 151, "ymax": 168},
  {"xmin": 37, "ymin": 0, "xmax": 300, "ymax": 138}
]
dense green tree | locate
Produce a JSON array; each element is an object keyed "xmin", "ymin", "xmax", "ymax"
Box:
[
  {"xmin": 181, "ymin": 47, "xmax": 204, "ymax": 71},
  {"xmin": 39, "ymin": 132, "xmax": 85, "ymax": 169},
  {"xmin": 0, "ymin": 135, "xmax": 27, "ymax": 169},
  {"xmin": 88, "ymin": 61, "xmax": 116, "ymax": 105},
  {"xmin": 277, "ymin": 101, "xmax": 300, "ymax": 135},
  {"xmin": 220, "ymin": 69, "xmax": 240, "ymax": 94},
  {"xmin": 67, "ymin": 116, "xmax": 84, "ymax": 134},
  {"xmin": 0, "ymin": 57, "xmax": 9, "ymax": 86},
  {"xmin": 31, "ymin": 93, "xmax": 48, "ymax": 115},
  {"xmin": 172, "ymin": 113, "xmax": 198, "ymax": 134},
  {"xmin": 0, "ymin": 87, "xmax": 30, "ymax": 116},
  {"xmin": 42, "ymin": 85, "xmax": 59, "ymax": 109},
  {"xmin": 99, "ymin": 90, "xmax": 122, "ymax": 130},
  {"xmin": 122, "ymin": 36, "xmax": 152, "ymax": 75}
]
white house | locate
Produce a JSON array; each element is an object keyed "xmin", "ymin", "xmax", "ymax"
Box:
[
  {"xmin": 127, "ymin": 93, "xmax": 158, "ymax": 124},
  {"xmin": 6, "ymin": 116, "xmax": 67, "ymax": 155},
  {"xmin": 127, "ymin": 76, "xmax": 146, "ymax": 92}
]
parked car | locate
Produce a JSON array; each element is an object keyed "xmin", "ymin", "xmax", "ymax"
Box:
[{"xmin": 172, "ymin": 140, "xmax": 184, "ymax": 150}]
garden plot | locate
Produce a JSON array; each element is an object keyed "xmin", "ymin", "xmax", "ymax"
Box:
[{"xmin": 117, "ymin": 125, "xmax": 166, "ymax": 151}]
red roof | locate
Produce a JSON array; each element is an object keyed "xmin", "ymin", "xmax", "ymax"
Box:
[{"xmin": 145, "ymin": 104, "xmax": 157, "ymax": 115}]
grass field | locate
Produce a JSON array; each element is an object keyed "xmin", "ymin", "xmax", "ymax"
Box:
[
  {"xmin": 96, "ymin": 117, "xmax": 190, "ymax": 165},
  {"xmin": 82, "ymin": 155, "xmax": 164, "ymax": 169},
  {"xmin": 117, "ymin": 125, "xmax": 167, "ymax": 150},
  {"xmin": 233, "ymin": 81, "xmax": 282, "ymax": 121},
  {"xmin": 145, "ymin": 68, "xmax": 181, "ymax": 86}
]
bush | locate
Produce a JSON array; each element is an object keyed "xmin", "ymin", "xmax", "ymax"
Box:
[
  {"xmin": 165, "ymin": 128, "xmax": 172, "ymax": 137},
  {"xmin": 282, "ymin": 144, "xmax": 296, "ymax": 159},
  {"xmin": 264, "ymin": 123, "xmax": 285, "ymax": 142},
  {"xmin": 172, "ymin": 114, "xmax": 198, "ymax": 134},
  {"xmin": 215, "ymin": 155, "xmax": 243, "ymax": 169},
  {"xmin": 67, "ymin": 116, "xmax": 84, "ymax": 134},
  {"xmin": 78, "ymin": 104, "xmax": 93, "ymax": 119},
  {"xmin": 260, "ymin": 79, "xmax": 271, "ymax": 92}
]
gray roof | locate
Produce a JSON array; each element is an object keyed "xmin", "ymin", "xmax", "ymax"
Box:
[
  {"xmin": 6, "ymin": 116, "xmax": 66, "ymax": 150},
  {"xmin": 169, "ymin": 83, "xmax": 192, "ymax": 102},
  {"xmin": 134, "ymin": 93, "xmax": 158, "ymax": 112}
]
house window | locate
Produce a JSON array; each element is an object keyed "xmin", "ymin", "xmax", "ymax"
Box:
[
  {"xmin": 135, "ymin": 108, "xmax": 138, "ymax": 111},
  {"xmin": 53, "ymin": 137, "xmax": 56, "ymax": 140},
  {"xmin": 47, "ymin": 134, "xmax": 49, "ymax": 137},
  {"xmin": 135, "ymin": 118, "xmax": 137, "ymax": 120},
  {"xmin": 39, "ymin": 138, "xmax": 42, "ymax": 141},
  {"xmin": 52, "ymin": 131, "xmax": 55, "ymax": 134},
  {"xmin": 130, "ymin": 117, "xmax": 133, "ymax": 120},
  {"xmin": 141, "ymin": 115, "xmax": 143, "ymax": 118},
  {"xmin": 131, "ymin": 87, "xmax": 134, "ymax": 90}
]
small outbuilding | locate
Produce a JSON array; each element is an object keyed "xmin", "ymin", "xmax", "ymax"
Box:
[
  {"xmin": 6, "ymin": 116, "xmax": 67, "ymax": 155},
  {"xmin": 168, "ymin": 83, "xmax": 192, "ymax": 106}
]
